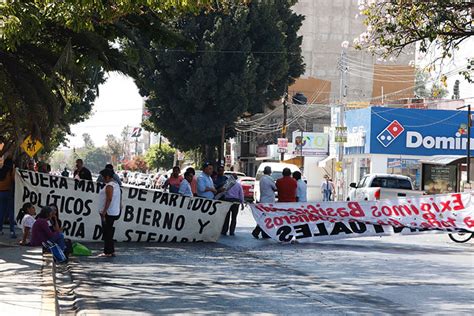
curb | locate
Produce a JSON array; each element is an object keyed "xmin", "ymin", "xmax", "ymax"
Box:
[{"xmin": 41, "ymin": 253, "xmax": 59, "ymax": 316}]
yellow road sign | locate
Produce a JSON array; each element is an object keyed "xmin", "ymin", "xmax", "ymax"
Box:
[{"xmin": 21, "ymin": 136, "xmax": 43, "ymax": 158}]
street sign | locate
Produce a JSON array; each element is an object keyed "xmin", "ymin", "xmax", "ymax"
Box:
[
  {"xmin": 335, "ymin": 126, "xmax": 347, "ymax": 143},
  {"xmin": 335, "ymin": 161, "xmax": 343, "ymax": 172},
  {"xmin": 277, "ymin": 148, "xmax": 288, "ymax": 154},
  {"xmin": 131, "ymin": 127, "xmax": 142, "ymax": 138},
  {"xmin": 21, "ymin": 135, "xmax": 43, "ymax": 158},
  {"xmin": 277, "ymin": 138, "xmax": 288, "ymax": 149}
]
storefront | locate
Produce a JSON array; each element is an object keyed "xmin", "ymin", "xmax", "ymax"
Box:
[{"xmin": 344, "ymin": 107, "xmax": 471, "ymax": 194}]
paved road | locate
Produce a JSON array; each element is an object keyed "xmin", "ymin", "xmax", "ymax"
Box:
[{"xmin": 62, "ymin": 208, "xmax": 474, "ymax": 315}]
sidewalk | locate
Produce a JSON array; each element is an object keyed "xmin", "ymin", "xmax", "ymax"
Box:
[{"xmin": 0, "ymin": 227, "xmax": 56, "ymax": 316}]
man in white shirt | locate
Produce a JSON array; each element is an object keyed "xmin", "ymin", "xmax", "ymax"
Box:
[
  {"xmin": 293, "ymin": 171, "xmax": 307, "ymax": 202},
  {"xmin": 252, "ymin": 166, "xmax": 276, "ymax": 239},
  {"xmin": 178, "ymin": 172, "xmax": 194, "ymax": 197},
  {"xmin": 321, "ymin": 175, "xmax": 335, "ymax": 201}
]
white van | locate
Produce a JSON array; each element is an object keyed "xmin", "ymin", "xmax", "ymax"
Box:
[{"xmin": 254, "ymin": 162, "xmax": 302, "ymax": 202}]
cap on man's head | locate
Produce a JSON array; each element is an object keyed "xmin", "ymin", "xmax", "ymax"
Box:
[
  {"xmin": 263, "ymin": 166, "xmax": 272, "ymax": 174},
  {"xmin": 323, "ymin": 174, "xmax": 329, "ymax": 179},
  {"xmin": 202, "ymin": 162, "xmax": 212, "ymax": 169},
  {"xmin": 105, "ymin": 164, "xmax": 114, "ymax": 170}
]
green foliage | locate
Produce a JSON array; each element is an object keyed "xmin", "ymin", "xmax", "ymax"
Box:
[
  {"xmin": 105, "ymin": 134, "xmax": 123, "ymax": 164},
  {"xmin": 134, "ymin": 1, "xmax": 304, "ymax": 157},
  {"xmin": 356, "ymin": 0, "xmax": 473, "ymax": 81},
  {"xmin": 145, "ymin": 143, "xmax": 175, "ymax": 171},
  {"xmin": 0, "ymin": 0, "xmax": 224, "ymax": 157},
  {"xmin": 82, "ymin": 133, "xmax": 95, "ymax": 149},
  {"xmin": 414, "ymin": 70, "xmax": 449, "ymax": 99},
  {"xmin": 84, "ymin": 147, "xmax": 110, "ymax": 174}
]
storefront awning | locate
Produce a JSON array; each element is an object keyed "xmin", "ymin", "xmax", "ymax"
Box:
[
  {"xmin": 419, "ymin": 155, "xmax": 466, "ymax": 166},
  {"xmin": 318, "ymin": 155, "xmax": 336, "ymax": 168}
]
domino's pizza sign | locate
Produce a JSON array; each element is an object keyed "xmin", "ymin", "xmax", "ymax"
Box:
[
  {"xmin": 367, "ymin": 107, "xmax": 473, "ymax": 156},
  {"xmin": 376, "ymin": 120, "xmax": 404, "ymax": 147}
]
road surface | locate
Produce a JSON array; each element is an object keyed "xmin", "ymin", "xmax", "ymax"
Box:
[{"xmin": 60, "ymin": 207, "xmax": 474, "ymax": 315}]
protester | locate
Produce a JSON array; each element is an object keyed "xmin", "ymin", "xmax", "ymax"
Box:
[
  {"xmin": 293, "ymin": 171, "xmax": 307, "ymax": 202},
  {"xmin": 164, "ymin": 166, "xmax": 183, "ymax": 194},
  {"xmin": 61, "ymin": 167, "xmax": 70, "ymax": 178},
  {"xmin": 321, "ymin": 175, "xmax": 335, "ymax": 201},
  {"xmin": 48, "ymin": 204, "xmax": 62, "ymax": 233},
  {"xmin": 27, "ymin": 160, "xmax": 35, "ymax": 171},
  {"xmin": 98, "ymin": 168, "xmax": 121, "ymax": 257},
  {"xmin": 214, "ymin": 166, "xmax": 228, "ymax": 191},
  {"xmin": 0, "ymin": 158, "xmax": 16, "ymax": 238},
  {"xmin": 276, "ymin": 168, "xmax": 297, "ymax": 202},
  {"xmin": 197, "ymin": 162, "xmax": 216, "ymax": 199},
  {"xmin": 221, "ymin": 173, "xmax": 244, "ymax": 236},
  {"xmin": 186, "ymin": 167, "xmax": 198, "ymax": 196},
  {"xmin": 97, "ymin": 164, "xmax": 122, "ymax": 185},
  {"xmin": 178, "ymin": 171, "xmax": 194, "ymax": 197},
  {"xmin": 74, "ymin": 159, "xmax": 92, "ymax": 180},
  {"xmin": 252, "ymin": 166, "xmax": 275, "ymax": 239},
  {"xmin": 17, "ymin": 203, "xmax": 36, "ymax": 245},
  {"xmin": 30, "ymin": 206, "xmax": 66, "ymax": 251}
]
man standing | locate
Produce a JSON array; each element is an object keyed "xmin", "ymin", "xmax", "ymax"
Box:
[
  {"xmin": 276, "ymin": 168, "xmax": 297, "ymax": 202},
  {"xmin": 213, "ymin": 166, "xmax": 228, "ymax": 191},
  {"xmin": 178, "ymin": 171, "xmax": 194, "ymax": 197},
  {"xmin": 293, "ymin": 171, "xmax": 307, "ymax": 202},
  {"xmin": 197, "ymin": 163, "xmax": 216, "ymax": 199},
  {"xmin": 74, "ymin": 159, "xmax": 92, "ymax": 181},
  {"xmin": 252, "ymin": 166, "xmax": 276, "ymax": 239},
  {"xmin": 321, "ymin": 175, "xmax": 334, "ymax": 201},
  {"xmin": 61, "ymin": 167, "xmax": 69, "ymax": 178},
  {"xmin": 221, "ymin": 173, "xmax": 244, "ymax": 236},
  {"xmin": 97, "ymin": 164, "xmax": 122, "ymax": 185}
]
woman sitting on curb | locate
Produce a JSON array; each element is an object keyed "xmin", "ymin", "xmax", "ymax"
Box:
[{"xmin": 30, "ymin": 206, "xmax": 66, "ymax": 252}]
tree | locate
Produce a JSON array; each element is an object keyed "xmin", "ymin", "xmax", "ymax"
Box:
[
  {"xmin": 0, "ymin": 1, "xmax": 223, "ymax": 157},
  {"xmin": 134, "ymin": 1, "xmax": 304, "ymax": 161},
  {"xmin": 84, "ymin": 147, "xmax": 109, "ymax": 174},
  {"xmin": 123, "ymin": 155, "xmax": 148, "ymax": 173},
  {"xmin": 355, "ymin": 1, "xmax": 473, "ymax": 81},
  {"xmin": 452, "ymin": 79, "xmax": 461, "ymax": 99},
  {"xmin": 415, "ymin": 70, "xmax": 449, "ymax": 99},
  {"xmin": 105, "ymin": 134, "xmax": 122, "ymax": 165},
  {"xmin": 82, "ymin": 133, "xmax": 94, "ymax": 149},
  {"xmin": 145, "ymin": 143, "xmax": 175, "ymax": 171}
]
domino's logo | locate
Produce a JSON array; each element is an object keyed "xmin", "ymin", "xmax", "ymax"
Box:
[{"xmin": 377, "ymin": 120, "xmax": 404, "ymax": 147}]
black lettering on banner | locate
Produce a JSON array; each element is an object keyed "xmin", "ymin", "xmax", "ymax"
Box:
[
  {"xmin": 63, "ymin": 220, "xmax": 71, "ymax": 235},
  {"xmin": 93, "ymin": 225, "xmax": 103, "ymax": 240},
  {"xmin": 138, "ymin": 189, "xmax": 148, "ymax": 201},
  {"xmin": 192, "ymin": 199, "xmax": 204, "ymax": 211},
  {"xmin": 136, "ymin": 230, "xmax": 147, "ymax": 242},
  {"xmin": 124, "ymin": 205, "xmax": 134, "ymax": 222},
  {"xmin": 128, "ymin": 188, "xmax": 139, "ymax": 200},
  {"xmin": 200, "ymin": 200, "xmax": 212, "ymax": 214},
  {"xmin": 125, "ymin": 229, "xmax": 133, "ymax": 242},
  {"xmin": 170, "ymin": 236, "xmax": 178, "ymax": 242},
  {"xmin": 198, "ymin": 219, "xmax": 210, "ymax": 234},
  {"xmin": 147, "ymin": 232, "xmax": 157, "ymax": 242},
  {"xmin": 163, "ymin": 213, "xmax": 174, "ymax": 229},
  {"xmin": 175, "ymin": 215, "xmax": 185, "ymax": 231},
  {"xmin": 73, "ymin": 199, "xmax": 84, "ymax": 215},
  {"xmin": 152, "ymin": 191, "xmax": 163, "ymax": 203},
  {"xmin": 330, "ymin": 222, "xmax": 353, "ymax": 235},
  {"xmin": 208, "ymin": 201, "xmax": 221, "ymax": 216},
  {"xmin": 373, "ymin": 224, "xmax": 385, "ymax": 233},
  {"xmin": 143, "ymin": 208, "xmax": 152, "ymax": 225},
  {"xmin": 277, "ymin": 226, "xmax": 293, "ymax": 242},
  {"xmin": 181, "ymin": 237, "xmax": 189, "ymax": 243},
  {"xmin": 313, "ymin": 223, "xmax": 329, "ymax": 237},
  {"xmin": 19, "ymin": 169, "xmax": 29, "ymax": 181},
  {"xmin": 179, "ymin": 196, "xmax": 187, "ymax": 208},
  {"xmin": 84, "ymin": 200, "xmax": 92, "ymax": 216},
  {"xmin": 22, "ymin": 186, "xmax": 30, "ymax": 202},
  {"xmin": 294, "ymin": 224, "xmax": 312, "ymax": 239},
  {"xmin": 40, "ymin": 173, "xmax": 49, "ymax": 187},
  {"xmin": 349, "ymin": 222, "xmax": 367, "ymax": 234},
  {"xmin": 152, "ymin": 210, "xmax": 162, "ymax": 227},
  {"xmin": 168, "ymin": 194, "xmax": 179, "ymax": 207},
  {"xmin": 160, "ymin": 193, "xmax": 169, "ymax": 205},
  {"xmin": 49, "ymin": 176, "xmax": 58, "ymax": 189},
  {"xmin": 65, "ymin": 197, "xmax": 75, "ymax": 214},
  {"xmin": 30, "ymin": 172, "xmax": 39, "ymax": 186}
]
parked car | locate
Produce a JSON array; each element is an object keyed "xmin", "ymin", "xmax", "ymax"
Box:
[
  {"xmin": 253, "ymin": 162, "xmax": 302, "ymax": 202},
  {"xmin": 347, "ymin": 173, "xmax": 424, "ymax": 201},
  {"xmin": 224, "ymin": 171, "xmax": 246, "ymax": 178},
  {"xmin": 239, "ymin": 176, "xmax": 255, "ymax": 202}
]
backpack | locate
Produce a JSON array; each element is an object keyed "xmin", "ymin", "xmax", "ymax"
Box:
[{"xmin": 42, "ymin": 241, "xmax": 67, "ymax": 263}]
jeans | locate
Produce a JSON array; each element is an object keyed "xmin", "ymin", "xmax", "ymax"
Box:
[
  {"xmin": 0, "ymin": 190, "xmax": 15, "ymax": 233},
  {"xmin": 102, "ymin": 214, "xmax": 119, "ymax": 254},
  {"xmin": 50, "ymin": 233, "xmax": 66, "ymax": 251},
  {"xmin": 221, "ymin": 202, "xmax": 240, "ymax": 235}
]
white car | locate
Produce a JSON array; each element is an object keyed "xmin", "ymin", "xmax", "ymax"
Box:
[
  {"xmin": 347, "ymin": 173, "xmax": 425, "ymax": 201},
  {"xmin": 253, "ymin": 162, "xmax": 302, "ymax": 202}
]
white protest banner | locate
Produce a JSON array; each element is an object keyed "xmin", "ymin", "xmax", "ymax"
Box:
[
  {"xmin": 251, "ymin": 193, "xmax": 474, "ymax": 243},
  {"xmin": 15, "ymin": 170, "xmax": 232, "ymax": 242}
]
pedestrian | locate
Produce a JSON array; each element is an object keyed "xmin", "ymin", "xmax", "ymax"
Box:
[
  {"xmin": 221, "ymin": 173, "xmax": 244, "ymax": 236},
  {"xmin": 178, "ymin": 171, "xmax": 194, "ymax": 197},
  {"xmin": 17, "ymin": 203, "xmax": 36, "ymax": 246},
  {"xmin": 276, "ymin": 168, "xmax": 297, "ymax": 202},
  {"xmin": 0, "ymin": 158, "xmax": 16, "ymax": 238},
  {"xmin": 321, "ymin": 175, "xmax": 335, "ymax": 201},
  {"xmin": 252, "ymin": 166, "xmax": 275, "ymax": 239},
  {"xmin": 98, "ymin": 168, "xmax": 121, "ymax": 257},
  {"xmin": 61, "ymin": 167, "xmax": 69, "ymax": 178},
  {"xmin": 74, "ymin": 159, "xmax": 92, "ymax": 181},
  {"xmin": 97, "ymin": 164, "xmax": 122, "ymax": 185},
  {"xmin": 197, "ymin": 162, "xmax": 216, "ymax": 199},
  {"xmin": 186, "ymin": 167, "xmax": 198, "ymax": 196},
  {"xmin": 30, "ymin": 206, "xmax": 66, "ymax": 251},
  {"xmin": 293, "ymin": 171, "xmax": 307, "ymax": 202},
  {"xmin": 213, "ymin": 166, "xmax": 228, "ymax": 191},
  {"xmin": 27, "ymin": 160, "xmax": 35, "ymax": 171},
  {"xmin": 164, "ymin": 166, "xmax": 183, "ymax": 193},
  {"xmin": 48, "ymin": 204, "xmax": 62, "ymax": 233}
]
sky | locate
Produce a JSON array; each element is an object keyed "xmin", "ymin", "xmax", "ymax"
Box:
[
  {"xmin": 67, "ymin": 39, "xmax": 473, "ymax": 149},
  {"xmin": 67, "ymin": 72, "xmax": 143, "ymax": 148}
]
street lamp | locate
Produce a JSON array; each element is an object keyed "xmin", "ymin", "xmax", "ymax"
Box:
[{"xmin": 457, "ymin": 104, "xmax": 472, "ymax": 183}]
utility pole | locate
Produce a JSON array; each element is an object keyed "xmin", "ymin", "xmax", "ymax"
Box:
[
  {"xmin": 457, "ymin": 104, "xmax": 472, "ymax": 185},
  {"xmin": 280, "ymin": 89, "xmax": 288, "ymax": 161},
  {"xmin": 336, "ymin": 49, "xmax": 348, "ymax": 201}
]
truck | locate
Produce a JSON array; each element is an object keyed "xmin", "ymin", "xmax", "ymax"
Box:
[{"xmin": 347, "ymin": 174, "xmax": 424, "ymax": 201}]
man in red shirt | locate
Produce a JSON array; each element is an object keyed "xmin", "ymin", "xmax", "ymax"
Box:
[{"xmin": 276, "ymin": 168, "xmax": 297, "ymax": 202}]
